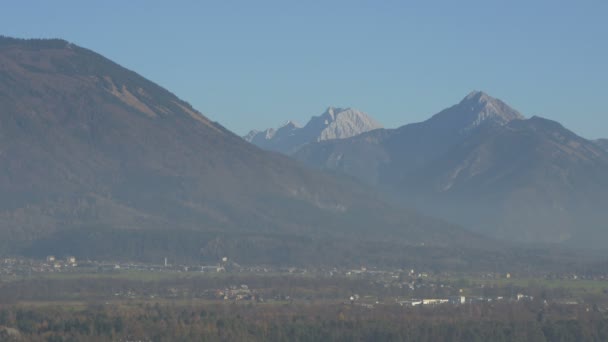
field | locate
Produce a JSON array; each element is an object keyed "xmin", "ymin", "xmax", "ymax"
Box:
[{"xmin": 3, "ymin": 268, "xmax": 608, "ymax": 341}]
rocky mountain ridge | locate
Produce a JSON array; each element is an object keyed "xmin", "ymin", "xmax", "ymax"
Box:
[
  {"xmin": 244, "ymin": 107, "xmax": 382, "ymax": 154},
  {"xmin": 294, "ymin": 92, "xmax": 608, "ymax": 246}
]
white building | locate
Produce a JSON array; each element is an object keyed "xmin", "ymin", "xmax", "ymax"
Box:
[{"xmin": 66, "ymin": 256, "xmax": 76, "ymax": 265}]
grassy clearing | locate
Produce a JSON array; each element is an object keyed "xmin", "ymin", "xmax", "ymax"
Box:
[
  {"xmin": 6, "ymin": 269, "xmax": 245, "ymax": 282},
  {"xmin": 460, "ymin": 276, "xmax": 608, "ymax": 295}
]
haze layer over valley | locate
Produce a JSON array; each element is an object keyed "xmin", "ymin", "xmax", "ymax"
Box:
[{"xmin": 292, "ymin": 92, "xmax": 608, "ymax": 246}]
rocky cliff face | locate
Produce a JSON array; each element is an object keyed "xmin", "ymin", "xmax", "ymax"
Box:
[
  {"xmin": 244, "ymin": 107, "xmax": 382, "ymax": 154},
  {"xmin": 444, "ymin": 91, "xmax": 525, "ymax": 132}
]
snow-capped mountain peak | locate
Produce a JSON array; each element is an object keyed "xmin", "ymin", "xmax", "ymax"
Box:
[
  {"xmin": 243, "ymin": 107, "xmax": 382, "ymax": 154},
  {"xmin": 427, "ymin": 91, "xmax": 525, "ymax": 134}
]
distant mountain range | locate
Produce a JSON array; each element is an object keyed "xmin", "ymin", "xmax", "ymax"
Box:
[
  {"xmin": 0, "ymin": 36, "xmax": 503, "ymax": 268},
  {"xmin": 596, "ymin": 139, "xmax": 608, "ymax": 152},
  {"xmin": 294, "ymin": 92, "xmax": 608, "ymax": 246},
  {"xmin": 244, "ymin": 107, "xmax": 382, "ymax": 154}
]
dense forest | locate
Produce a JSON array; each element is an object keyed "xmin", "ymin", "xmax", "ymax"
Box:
[
  {"xmin": 1, "ymin": 301, "xmax": 608, "ymax": 341},
  {"xmin": 1, "ymin": 271, "xmax": 607, "ymax": 341}
]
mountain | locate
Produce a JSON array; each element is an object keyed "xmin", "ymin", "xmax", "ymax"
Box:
[
  {"xmin": 244, "ymin": 107, "xmax": 382, "ymax": 154},
  {"xmin": 0, "ymin": 36, "xmax": 502, "ymax": 268},
  {"xmin": 596, "ymin": 139, "xmax": 608, "ymax": 152},
  {"xmin": 244, "ymin": 120, "xmax": 300, "ymax": 153},
  {"xmin": 295, "ymin": 92, "xmax": 524, "ymax": 186},
  {"xmin": 295, "ymin": 92, "xmax": 608, "ymax": 246}
]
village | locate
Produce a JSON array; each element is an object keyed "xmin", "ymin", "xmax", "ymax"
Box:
[{"xmin": 1, "ymin": 256, "xmax": 603, "ymax": 310}]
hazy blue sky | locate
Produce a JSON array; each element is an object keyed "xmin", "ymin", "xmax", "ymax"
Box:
[{"xmin": 1, "ymin": 1, "xmax": 606, "ymax": 138}]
